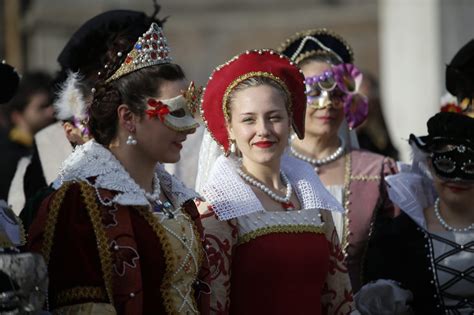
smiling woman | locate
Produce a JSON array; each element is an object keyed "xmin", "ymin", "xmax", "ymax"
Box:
[
  {"xmin": 197, "ymin": 49, "xmax": 356, "ymax": 314},
  {"xmin": 27, "ymin": 19, "xmax": 209, "ymax": 315},
  {"xmin": 278, "ymin": 29, "xmax": 399, "ymax": 293}
]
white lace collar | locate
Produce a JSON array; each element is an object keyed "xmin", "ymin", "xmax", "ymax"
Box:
[
  {"xmin": 59, "ymin": 140, "xmax": 199, "ymax": 207},
  {"xmin": 202, "ymin": 153, "xmax": 344, "ymax": 221},
  {"xmin": 385, "ymin": 162, "xmax": 437, "ymax": 229}
]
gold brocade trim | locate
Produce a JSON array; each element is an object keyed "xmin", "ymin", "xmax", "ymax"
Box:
[
  {"xmin": 53, "ymin": 302, "xmax": 116, "ymax": 314},
  {"xmin": 238, "ymin": 224, "xmax": 325, "ymax": 245},
  {"xmin": 41, "ymin": 182, "xmax": 72, "ymax": 265},
  {"xmin": 79, "ymin": 182, "xmax": 114, "ymax": 305},
  {"xmin": 341, "ymin": 152, "xmax": 352, "ymax": 255},
  {"xmin": 222, "ymin": 71, "xmax": 293, "ymax": 123},
  {"xmin": 136, "ymin": 207, "xmax": 176, "ymax": 315},
  {"xmin": 56, "ymin": 286, "xmax": 108, "ymax": 306},
  {"xmin": 351, "ymin": 175, "xmax": 380, "ymax": 181}
]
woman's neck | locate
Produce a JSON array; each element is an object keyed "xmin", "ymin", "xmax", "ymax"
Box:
[
  {"xmin": 109, "ymin": 142, "xmax": 156, "ymax": 193},
  {"xmin": 439, "ymin": 198, "xmax": 474, "ymax": 228},
  {"xmin": 241, "ymin": 157, "xmax": 283, "ymax": 190},
  {"xmin": 293, "ymin": 132, "xmax": 341, "ymax": 160}
]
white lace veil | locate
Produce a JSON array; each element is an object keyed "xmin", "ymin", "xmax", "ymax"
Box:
[{"xmin": 195, "ymin": 128, "xmax": 223, "ymax": 194}]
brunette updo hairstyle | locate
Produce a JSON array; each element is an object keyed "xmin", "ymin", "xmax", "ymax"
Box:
[{"xmin": 88, "ymin": 32, "xmax": 185, "ymax": 145}]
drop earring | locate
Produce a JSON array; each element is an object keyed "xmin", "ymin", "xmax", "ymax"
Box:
[
  {"xmin": 126, "ymin": 134, "xmax": 137, "ymax": 145},
  {"xmin": 230, "ymin": 139, "xmax": 236, "ymax": 154}
]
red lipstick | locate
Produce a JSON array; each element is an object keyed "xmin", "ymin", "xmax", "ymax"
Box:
[
  {"xmin": 317, "ymin": 116, "xmax": 335, "ymax": 122},
  {"xmin": 253, "ymin": 141, "xmax": 274, "ymax": 148},
  {"xmin": 444, "ymin": 182, "xmax": 470, "ymax": 193}
]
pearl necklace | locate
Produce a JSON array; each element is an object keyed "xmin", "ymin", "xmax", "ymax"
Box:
[
  {"xmin": 144, "ymin": 174, "xmax": 176, "ymax": 218},
  {"xmin": 290, "ymin": 135, "xmax": 345, "ymax": 172},
  {"xmin": 237, "ymin": 168, "xmax": 295, "ymax": 210},
  {"xmin": 434, "ymin": 198, "xmax": 474, "ymax": 233},
  {"xmin": 144, "ymin": 174, "xmax": 161, "ymax": 203}
]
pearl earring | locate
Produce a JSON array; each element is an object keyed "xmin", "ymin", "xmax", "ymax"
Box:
[
  {"xmin": 230, "ymin": 140, "xmax": 236, "ymax": 154},
  {"xmin": 126, "ymin": 134, "xmax": 137, "ymax": 145}
]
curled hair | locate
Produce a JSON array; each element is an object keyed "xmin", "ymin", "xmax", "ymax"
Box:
[
  {"xmin": 226, "ymin": 76, "xmax": 290, "ymax": 122},
  {"xmin": 88, "ymin": 34, "xmax": 185, "ymax": 145}
]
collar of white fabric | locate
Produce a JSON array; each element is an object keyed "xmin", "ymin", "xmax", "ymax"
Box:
[
  {"xmin": 201, "ymin": 153, "xmax": 344, "ymax": 221},
  {"xmin": 59, "ymin": 140, "xmax": 199, "ymax": 207}
]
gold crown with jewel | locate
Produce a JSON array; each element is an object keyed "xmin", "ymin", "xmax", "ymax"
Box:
[{"xmin": 105, "ymin": 22, "xmax": 172, "ymax": 83}]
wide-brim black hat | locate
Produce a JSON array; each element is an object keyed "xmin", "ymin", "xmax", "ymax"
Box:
[
  {"xmin": 0, "ymin": 62, "xmax": 20, "ymax": 104},
  {"xmin": 278, "ymin": 29, "xmax": 353, "ymax": 65},
  {"xmin": 410, "ymin": 111, "xmax": 474, "ymax": 152},
  {"xmin": 446, "ymin": 39, "xmax": 474, "ymax": 101}
]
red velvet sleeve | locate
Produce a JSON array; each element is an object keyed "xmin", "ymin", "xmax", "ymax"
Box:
[{"xmin": 27, "ymin": 182, "xmax": 108, "ymax": 309}]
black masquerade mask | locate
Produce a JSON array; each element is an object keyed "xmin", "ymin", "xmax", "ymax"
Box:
[
  {"xmin": 428, "ymin": 138, "xmax": 474, "ymax": 182},
  {"xmin": 410, "ymin": 112, "xmax": 474, "ymax": 182}
]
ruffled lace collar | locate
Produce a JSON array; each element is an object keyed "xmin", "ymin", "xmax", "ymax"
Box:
[
  {"xmin": 59, "ymin": 140, "xmax": 199, "ymax": 207},
  {"xmin": 385, "ymin": 162, "xmax": 437, "ymax": 229},
  {"xmin": 202, "ymin": 153, "xmax": 344, "ymax": 221}
]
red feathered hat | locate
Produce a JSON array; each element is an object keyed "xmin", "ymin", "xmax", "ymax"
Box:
[{"xmin": 201, "ymin": 49, "xmax": 306, "ymax": 154}]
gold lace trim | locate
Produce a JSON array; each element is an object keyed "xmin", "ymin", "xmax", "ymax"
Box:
[
  {"xmin": 56, "ymin": 286, "xmax": 107, "ymax": 306},
  {"xmin": 80, "ymin": 182, "xmax": 114, "ymax": 305},
  {"xmin": 239, "ymin": 224, "xmax": 325, "ymax": 245},
  {"xmin": 342, "ymin": 152, "xmax": 352, "ymax": 255},
  {"xmin": 42, "ymin": 182, "xmax": 71, "ymax": 264},
  {"xmin": 351, "ymin": 175, "xmax": 380, "ymax": 181},
  {"xmin": 53, "ymin": 302, "xmax": 116, "ymax": 314},
  {"xmin": 136, "ymin": 207, "xmax": 176, "ymax": 314}
]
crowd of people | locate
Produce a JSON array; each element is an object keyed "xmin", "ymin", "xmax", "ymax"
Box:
[{"xmin": 0, "ymin": 4, "xmax": 472, "ymax": 315}]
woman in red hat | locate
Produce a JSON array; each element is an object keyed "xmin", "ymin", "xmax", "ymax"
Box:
[{"xmin": 198, "ymin": 49, "xmax": 355, "ymax": 314}]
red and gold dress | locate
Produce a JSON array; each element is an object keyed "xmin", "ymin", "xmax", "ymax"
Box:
[
  {"xmin": 27, "ymin": 140, "xmax": 210, "ymax": 314},
  {"xmin": 198, "ymin": 154, "xmax": 355, "ymax": 315}
]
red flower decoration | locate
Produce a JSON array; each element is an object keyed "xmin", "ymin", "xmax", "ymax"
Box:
[
  {"xmin": 441, "ymin": 103, "xmax": 462, "ymax": 113},
  {"xmin": 146, "ymin": 99, "xmax": 170, "ymax": 121}
]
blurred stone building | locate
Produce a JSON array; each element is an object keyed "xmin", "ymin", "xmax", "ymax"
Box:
[{"xmin": 2, "ymin": 0, "xmax": 474, "ymax": 161}]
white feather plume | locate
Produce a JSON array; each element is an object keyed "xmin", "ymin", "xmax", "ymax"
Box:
[{"xmin": 54, "ymin": 71, "xmax": 88, "ymax": 121}]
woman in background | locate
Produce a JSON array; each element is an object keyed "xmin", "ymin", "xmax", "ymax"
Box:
[
  {"xmin": 278, "ymin": 29, "xmax": 398, "ymax": 292},
  {"xmin": 361, "ymin": 39, "xmax": 474, "ymax": 315}
]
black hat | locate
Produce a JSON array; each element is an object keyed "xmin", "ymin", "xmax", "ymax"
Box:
[
  {"xmin": 446, "ymin": 39, "xmax": 474, "ymax": 101},
  {"xmin": 278, "ymin": 29, "xmax": 353, "ymax": 65},
  {"xmin": 0, "ymin": 61, "xmax": 20, "ymax": 104},
  {"xmin": 410, "ymin": 112, "xmax": 474, "ymax": 152},
  {"xmin": 57, "ymin": 8, "xmax": 164, "ymax": 78}
]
